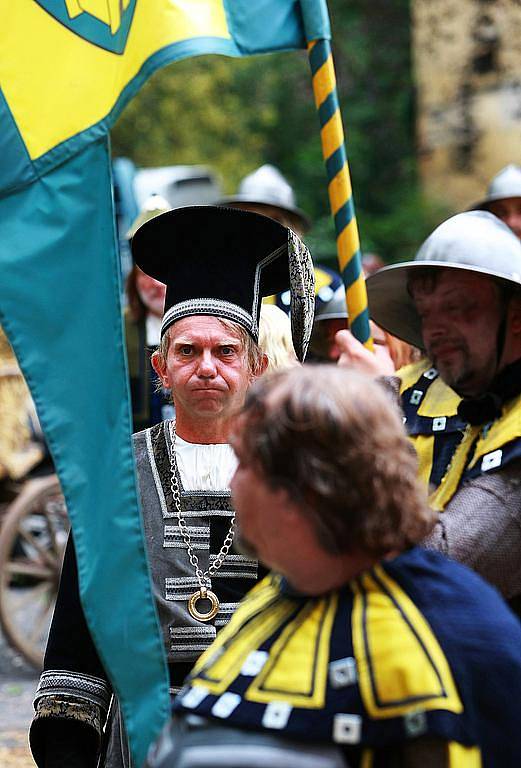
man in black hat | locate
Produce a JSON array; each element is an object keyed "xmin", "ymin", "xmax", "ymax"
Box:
[
  {"xmin": 336, "ymin": 211, "xmax": 521, "ymax": 610},
  {"xmin": 29, "ymin": 206, "xmax": 315, "ymax": 768}
]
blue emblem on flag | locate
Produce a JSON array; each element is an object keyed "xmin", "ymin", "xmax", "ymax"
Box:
[{"xmin": 35, "ymin": 0, "xmax": 136, "ymax": 54}]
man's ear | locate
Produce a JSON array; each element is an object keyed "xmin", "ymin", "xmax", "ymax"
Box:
[
  {"xmin": 258, "ymin": 353, "xmax": 269, "ymax": 376},
  {"xmin": 250, "ymin": 353, "xmax": 269, "ymax": 382},
  {"xmin": 151, "ymin": 350, "xmax": 170, "ymax": 389}
]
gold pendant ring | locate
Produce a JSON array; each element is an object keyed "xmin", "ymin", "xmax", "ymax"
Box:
[{"xmin": 188, "ymin": 587, "xmax": 219, "ymax": 622}]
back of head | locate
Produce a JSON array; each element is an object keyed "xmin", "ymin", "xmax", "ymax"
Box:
[{"xmin": 240, "ymin": 365, "xmax": 434, "ymax": 557}]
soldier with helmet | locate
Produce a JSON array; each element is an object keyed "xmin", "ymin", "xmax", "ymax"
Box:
[
  {"xmin": 218, "ymin": 164, "xmax": 310, "ymax": 236},
  {"xmin": 337, "ymin": 211, "xmax": 521, "ymax": 610},
  {"xmin": 469, "ymin": 164, "xmax": 521, "ymax": 239}
]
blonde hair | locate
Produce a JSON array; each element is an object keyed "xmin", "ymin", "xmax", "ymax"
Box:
[{"xmin": 258, "ymin": 304, "xmax": 298, "ymax": 375}]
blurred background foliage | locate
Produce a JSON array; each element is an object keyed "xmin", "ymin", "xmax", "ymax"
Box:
[{"xmin": 111, "ymin": 0, "xmax": 450, "ymax": 267}]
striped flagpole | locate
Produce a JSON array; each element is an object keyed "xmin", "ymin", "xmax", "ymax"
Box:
[{"xmin": 307, "ymin": 38, "xmax": 373, "ymax": 349}]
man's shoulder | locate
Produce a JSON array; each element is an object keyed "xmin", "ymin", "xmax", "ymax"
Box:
[
  {"xmin": 385, "ymin": 548, "xmax": 521, "ymax": 638},
  {"xmin": 132, "ymin": 422, "xmax": 164, "ymax": 461},
  {"xmin": 360, "ymin": 550, "xmax": 521, "ymax": 713}
]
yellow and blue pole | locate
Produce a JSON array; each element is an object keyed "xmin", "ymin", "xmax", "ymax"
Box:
[{"xmin": 303, "ymin": 2, "xmax": 373, "ymax": 349}]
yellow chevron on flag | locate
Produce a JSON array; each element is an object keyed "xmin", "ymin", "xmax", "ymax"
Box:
[
  {"xmin": 64, "ymin": 1, "xmax": 132, "ymax": 33},
  {"xmin": 2, "ymin": 0, "xmax": 230, "ymax": 161}
]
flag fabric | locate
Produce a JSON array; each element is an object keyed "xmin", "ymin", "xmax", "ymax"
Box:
[{"xmin": 0, "ymin": 1, "xmax": 330, "ymax": 764}]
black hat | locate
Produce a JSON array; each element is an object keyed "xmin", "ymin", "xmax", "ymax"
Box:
[{"xmin": 131, "ymin": 206, "xmax": 315, "ymax": 361}]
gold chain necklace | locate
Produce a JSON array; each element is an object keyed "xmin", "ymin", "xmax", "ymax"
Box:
[{"xmin": 168, "ymin": 420, "xmax": 235, "ymax": 622}]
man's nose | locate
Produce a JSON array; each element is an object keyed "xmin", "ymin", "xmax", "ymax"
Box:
[
  {"xmin": 196, "ymin": 350, "xmax": 217, "ymax": 377},
  {"xmin": 421, "ymin": 315, "xmax": 447, "ymax": 344}
]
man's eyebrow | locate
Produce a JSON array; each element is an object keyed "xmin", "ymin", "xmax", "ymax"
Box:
[
  {"xmin": 171, "ymin": 337, "xmax": 242, "ymax": 346},
  {"xmin": 414, "ymin": 286, "xmax": 466, "ymax": 302}
]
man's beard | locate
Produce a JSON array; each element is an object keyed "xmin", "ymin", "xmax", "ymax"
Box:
[
  {"xmin": 232, "ymin": 521, "xmax": 259, "ymax": 560},
  {"xmin": 430, "ymin": 341, "xmax": 475, "ymax": 396}
]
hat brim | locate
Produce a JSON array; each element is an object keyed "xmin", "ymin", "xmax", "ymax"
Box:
[
  {"xmin": 217, "ymin": 196, "xmax": 310, "ymax": 232},
  {"xmin": 131, "ymin": 205, "xmax": 292, "ymax": 296},
  {"xmin": 366, "ymin": 260, "xmax": 520, "ymax": 350},
  {"xmin": 467, "ymin": 192, "xmax": 521, "ymax": 212}
]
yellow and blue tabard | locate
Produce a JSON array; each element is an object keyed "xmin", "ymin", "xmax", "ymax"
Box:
[
  {"xmin": 398, "ymin": 360, "xmax": 465, "ymax": 489},
  {"xmin": 429, "ymin": 390, "xmax": 521, "ymax": 511},
  {"xmin": 173, "ymin": 548, "xmax": 521, "ymax": 766},
  {"xmin": 399, "ymin": 360, "xmax": 521, "ymax": 510}
]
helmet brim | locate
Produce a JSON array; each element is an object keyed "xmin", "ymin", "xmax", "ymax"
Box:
[
  {"xmin": 367, "ymin": 260, "xmax": 521, "ymax": 350},
  {"xmin": 467, "ymin": 192, "xmax": 521, "ymax": 212},
  {"xmin": 217, "ymin": 195, "xmax": 311, "ymax": 232}
]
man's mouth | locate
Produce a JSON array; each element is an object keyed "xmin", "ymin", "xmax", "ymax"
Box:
[{"xmin": 430, "ymin": 343, "xmax": 462, "ymax": 360}]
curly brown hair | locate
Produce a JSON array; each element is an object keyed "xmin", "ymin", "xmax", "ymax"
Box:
[{"xmin": 238, "ymin": 366, "xmax": 435, "ymax": 557}]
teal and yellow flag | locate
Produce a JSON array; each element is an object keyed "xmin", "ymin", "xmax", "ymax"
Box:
[
  {"xmin": 0, "ymin": 1, "xmax": 330, "ymax": 764},
  {"xmin": 1, "ymin": 1, "xmax": 329, "ymax": 192}
]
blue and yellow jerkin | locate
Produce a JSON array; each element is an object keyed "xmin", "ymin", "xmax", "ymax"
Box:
[{"xmin": 175, "ymin": 548, "xmax": 521, "ymax": 766}]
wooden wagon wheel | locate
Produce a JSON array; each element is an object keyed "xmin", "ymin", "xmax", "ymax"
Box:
[{"xmin": 0, "ymin": 474, "xmax": 69, "ymax": 669}]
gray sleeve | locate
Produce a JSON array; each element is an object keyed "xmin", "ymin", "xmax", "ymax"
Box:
[{"xmin": 422, "ymin": 459, "xmax": 521, "ymax": 599}]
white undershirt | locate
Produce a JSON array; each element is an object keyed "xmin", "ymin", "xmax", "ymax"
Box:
[{"xmin": 175, "ymin": 434, "xmax": 237, "ymax": 492}]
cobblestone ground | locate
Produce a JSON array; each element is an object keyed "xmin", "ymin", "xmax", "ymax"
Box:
[{"xmin": 0, "ymin": 630, "xmax": 38, "ymax": 768}]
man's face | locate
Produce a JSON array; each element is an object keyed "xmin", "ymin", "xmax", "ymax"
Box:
[
  {"xmin": 135, "ymin": 268, "xmax": 166, "ymax": 318},
  {"xmin": 488, "ymin": 197, "xmax": 521, "ymax": 239},
  {"xmin": 154, "ymin": 316, "xmax": 254, "ymax": 422},
  {"xmin": 410, "ymin": 271, "xmax": 502, "ymax": 397},
  {"xmin": 230, "ymin": 424, "xmax": 292, "ymax": 570}
]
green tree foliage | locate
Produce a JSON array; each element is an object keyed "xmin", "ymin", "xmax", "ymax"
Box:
[{"xmin": 112, "ymin": 0, "xmax": 448, "ymax": 266}]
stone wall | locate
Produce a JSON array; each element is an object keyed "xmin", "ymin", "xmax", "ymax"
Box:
[{"xmin": 412, "ymin": 0, "xmax": 521, "ymax": 209}]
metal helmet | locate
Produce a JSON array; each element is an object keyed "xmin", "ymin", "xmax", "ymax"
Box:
[
  {"xmin": 275, "ymin": 264, "xmax": 342, "ymax": 315},
  {"xmin": 218, "ymin": 165, "xmax": 310, "ymax": 232},
  {"xmin": 366, "ymin": 211, "xmax": 521, "ymax": 349},
  {"xmin": 126, "ymin": 194, "xmax": 171, "ymax": 239},
  {"xmin": 314, "ymin": 284, "xmax": 349, "ymax": 322},
  {"xmin": 469, "ymin": 164, "xmax": 521, "ymax": 211}
]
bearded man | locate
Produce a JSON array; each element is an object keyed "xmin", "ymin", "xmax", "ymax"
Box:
[
  {"xmin": 336, "ymin": 211, "xmax": 521, "ymax": 609},
  {"xmin": 29, "ymin": 206, "xmax": 315, "ymax": 768}
]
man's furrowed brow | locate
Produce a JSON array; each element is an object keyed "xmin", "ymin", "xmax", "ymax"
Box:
[
  {"xmin": 171, "ymin": 336, "xmax": 242, "ymax": 347},
  {"xmin": 216, "ymin": 339, "xmax": 242, "ymax": 347},
  {"xmin": 413, "ymin": 284, "xmax": 463, "ymax": 302}
]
